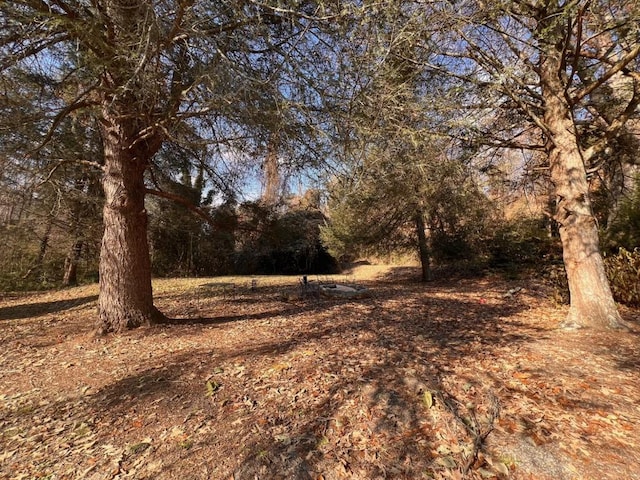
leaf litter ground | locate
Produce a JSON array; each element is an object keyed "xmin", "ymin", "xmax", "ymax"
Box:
[{"xmin": 1, "ymin": 265, "xmax": 639, "ymax": 480}]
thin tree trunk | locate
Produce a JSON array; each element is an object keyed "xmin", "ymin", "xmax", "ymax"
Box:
[
  {"xmin": 96, "ymin": 111, "xmax": 165, "ymax": 333},
  {"xmin": 22, "ymin": 216, "xmax": 54, "ymax": 281},
  {"xmin": 539, "ymin": 25, "xmax": 626, "ymax": 330},
  {"xmin": 63, "ymin": 239, "xmax": 82, "ymax": 286},
  {"xmin": 3, "ymin": 203, "xmax": 14, "ymax": 225},
  {"xmin": 63, "ymin": 182, "xmax": 88, "ymax": 287},
  {"xmin": 415, "ymin": 210, "xmax": 432, "ymax": 282}
]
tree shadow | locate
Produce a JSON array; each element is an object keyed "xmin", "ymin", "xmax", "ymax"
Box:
[
  {"xmin": 22, "ymin": 280, "xmax": 525, "ymax": 478},
  {"xmin": 0, "ymin": 295, "xmax": 98, "ymax": 321},
  {"xmin": 225, "ymin": 291, "xmax": 537, "ymax": 478},
  {"xmin": 160, "ymin": 307, "xmax": 309, "ymax": 327},
  {"xmin": 592, "ymin": 328, "xmax": 640, "ymax": 372},
  {"xmin": 153, "ymin": 281, "xmax": 360, "ymax": 333},
  {"xmin": 10, "ymin": 273, "xmax": 632, "ymax": 479},
  {"xmin": 4, "ymin": 268, "xmax": 639, "ymax": 479}
]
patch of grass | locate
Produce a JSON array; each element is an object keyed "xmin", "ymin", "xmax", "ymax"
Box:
[
  {"xmin": 130, "ymin": 442, "xmax": 151, "ymax": 454},
  {"xmin": 498, "ymin": 454, "xmax": 517, "ymax": 468},
  {"xmin": 72, "ymin": 423, "xmax": 92, "ymax": 439},
  {"xmin": 179, "ymin": 439, "xmax": 194, "ymax": 450},
  {"xmin": 14, "ymin": 403, "xmax": 36, "ymax": 416},
  {"xmin": 316, "ymin": 435, "xmax": 329, "ymax": 448}
]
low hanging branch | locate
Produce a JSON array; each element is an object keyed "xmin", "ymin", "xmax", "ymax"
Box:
[
  {"xmin": 144, "ymin": 188, "xmax": 217, "ymax": 227},
  {"xmin": 29, "ymin": 79, "xmax": 101, "ymax": 155},
  {"xmin": 146, "ymin": 187, "xmax": 288, "ymax": 236},
  {"xmin": 37, "ymin": 159, "xmax": 105, "ymax": 188}
]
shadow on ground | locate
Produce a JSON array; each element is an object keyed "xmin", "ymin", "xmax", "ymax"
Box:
[
  {"xmin": 0, "ymin": 295, "xmax": 98, "ymax": 321},
  {"xmin": 3, "ymin": 269, "xmax": 638, "ymax": 480},
  {"xmin": 80, "ymin": 275, "xmax": 545, "ymax": 478}
]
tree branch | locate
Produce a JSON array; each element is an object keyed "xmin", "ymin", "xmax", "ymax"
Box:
[
  {"xmin": 572, "ymin": 43, "xmax": 640, "ymax": 104},
  {"xmin": 30, "ymin": 98, "xmax": 98, "ymax": 155},
  {"xmin": 566, "ymin": 0, "xmax": 589, "ymax": 95},
  {"xmin": 0, "ymin": 34, "xmax": 71, "ymax": 72},
  {"xmin": 145, "ymin": 188, "xmax": 217, "ymax": 227},
  {"xmin": 583, "ymin": 72, "xmax": 640, "ymax": 162},
  {"xmin": 37, "ymin": 159, "xmax": 105, "ymax": 188}
]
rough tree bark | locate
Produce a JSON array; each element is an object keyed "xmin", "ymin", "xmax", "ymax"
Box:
[
  {"xmin": 93, "ymin": 0, "xmax": 169, "ymax": 333},
  {"xmin": 96, "ymin": 107, "xmax": 165, "ymax": 333},
  {"xmin": 539, "ymin": 16, "xmax": 627, "ymax": 330}
]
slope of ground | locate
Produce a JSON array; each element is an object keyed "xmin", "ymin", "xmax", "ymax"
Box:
[{"xmin": 1, "ymin": 265, "xmax": 639, "ymax": 479}]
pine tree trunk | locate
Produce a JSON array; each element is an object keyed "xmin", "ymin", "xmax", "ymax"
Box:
[
  {"xmin": 415, "ymin": 211, "xmax": 432, "ymax": 282},
  {"xmin": 548, "ymin": 135, "xmax": 624, "ymax": 329},
  {"xmin": 539, "ymin": 28, "xmax": 626, "ymax": 330},
  {"xmin": 96, "ymin": 112, "xmax": 164, "ymax": 334}
]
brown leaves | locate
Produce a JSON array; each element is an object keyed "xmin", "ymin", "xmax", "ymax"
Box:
[{"xmin": 1, "ymin": 270, "xmax": 639, "ymax": 479}]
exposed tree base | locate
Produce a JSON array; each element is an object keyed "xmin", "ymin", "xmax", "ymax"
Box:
[
  {"xmin": 560, "ymin": 310, "xmax": 630, "ymax": 332},
  {"xmin": 96, "ymin": 305, "xmax": 167, "ymax": 335},
  {"xmin": 151, "ymin": 305, "xmax": 167, "ymax": 324}
]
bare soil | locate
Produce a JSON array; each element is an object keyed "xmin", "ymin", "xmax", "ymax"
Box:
[{"xmin": 1, "ymin": 265, "xmax": 639, "ymax": 480}]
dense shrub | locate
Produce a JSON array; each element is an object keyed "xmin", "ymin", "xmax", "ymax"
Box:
[
  {"xmin": 602, "ymin": 174, "xmax": 640, "ymax": 252},
  {"xmin": 542, "ymin": 263, "xmax": 570, "ymax": 304},
  {"xmin": 149, "ymin": 196, "xmax": 238, "ymax": 277},
  {"xmin": 235, "ymin": 204, "xmax": 339, "ymax": 275},
  {"xmin": 0, "ymin": 223, "xmax": 99, "ymax": 291},
  {"xmin": 487, "ymin": 218, "xmax": 555, "ymax": 268},
  {"xmin": 539, "ymin": 248, "xmax": 640, "ymax": 307},
  {"xmin": 430, "ymin": 231, "xmax": 479, "ymax": 262},
  {"xmin": 604, "ymin": 247, "xmax": 640, "ymax": 307}
]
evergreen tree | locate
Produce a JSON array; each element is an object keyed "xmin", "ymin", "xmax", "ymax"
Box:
[{"xmin": 1, "ymin": 0, "xmax": 341, "ymax": 332}]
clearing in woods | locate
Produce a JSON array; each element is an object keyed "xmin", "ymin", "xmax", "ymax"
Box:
[{"xmin": 1, "ymin": 265, "xmax": 639, "ymax": 479}]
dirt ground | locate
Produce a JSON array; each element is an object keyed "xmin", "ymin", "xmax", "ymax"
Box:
[{"xmin": 1, "ymin": 265, "xmax": 639, "ymax": 480}]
